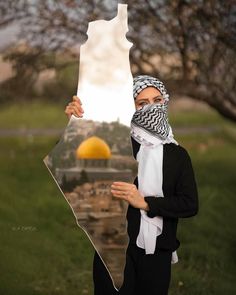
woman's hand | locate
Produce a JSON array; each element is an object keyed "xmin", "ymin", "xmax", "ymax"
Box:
[
  {"xmin": 111, "ymin": 181, "xmax": 149, "ymax": 211},
  {"xmin": 65, "ymin": 95, "xmax": 84, "ymax": 119}
]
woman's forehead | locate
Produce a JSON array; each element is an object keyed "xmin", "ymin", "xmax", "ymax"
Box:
[{"xmin": 135, "ymin": 87, "xmax": 162, "ymax": 100}]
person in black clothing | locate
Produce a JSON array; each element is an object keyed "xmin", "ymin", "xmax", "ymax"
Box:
[{"xmin": 65, "ymin": 75, "xmax": 199, "ymax": 295}]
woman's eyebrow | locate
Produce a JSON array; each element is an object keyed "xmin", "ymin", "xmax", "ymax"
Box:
[{"xmin": 137, "ymin": 98, "xmax": 149, "ymax": 102}]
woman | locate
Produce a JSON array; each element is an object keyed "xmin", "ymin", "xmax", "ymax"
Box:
[{"xmin": 65, "ymin": 75, "xmax": 199, "ymax": 295}]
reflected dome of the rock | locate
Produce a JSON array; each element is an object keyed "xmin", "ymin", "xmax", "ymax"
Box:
[{"xmin": 76, "ymin": 136, "xmax": 111, "ymax": 159}]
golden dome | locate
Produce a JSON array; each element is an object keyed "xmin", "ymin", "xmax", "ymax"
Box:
[{"xmin": 76, "ymin": 136, "xmax": 111, "ymax": 159}]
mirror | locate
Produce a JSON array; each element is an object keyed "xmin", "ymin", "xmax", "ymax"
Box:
[{"xmin": 43, "ymin": 3, "xmax": 137, "ymax": 290}]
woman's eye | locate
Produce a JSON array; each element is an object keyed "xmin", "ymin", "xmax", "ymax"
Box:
[{"xmin": 139, "ymin": 102, "xmax": 147, "ymax": 106}]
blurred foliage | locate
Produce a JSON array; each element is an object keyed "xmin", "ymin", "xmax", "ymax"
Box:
[
  {"xmin": 0, "ymin": 49, "xmax": 78, "ymax": 104},
  {"xmin": 0, "ymin": 0, "xmax": 235, "ymax": 121}
]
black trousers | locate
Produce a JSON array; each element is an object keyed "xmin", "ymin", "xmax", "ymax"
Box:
[{"xmin": 93, "ymin": 243, "xmax": 172, "ymax": 295}]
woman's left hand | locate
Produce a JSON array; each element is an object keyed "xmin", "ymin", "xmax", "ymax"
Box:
[{"xmin": 111, "ymin": 181, "xmax": 149, "ymax": 211}]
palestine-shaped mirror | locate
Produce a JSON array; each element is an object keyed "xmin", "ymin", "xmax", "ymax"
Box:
[{"xmin": 43, "ymin": 3, "xmax": 137, "ymax": 291}]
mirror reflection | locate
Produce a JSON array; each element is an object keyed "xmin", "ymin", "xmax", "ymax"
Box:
[{"xmin": 43, "ymin": 3, "xmax": 137, "ymax": 290}]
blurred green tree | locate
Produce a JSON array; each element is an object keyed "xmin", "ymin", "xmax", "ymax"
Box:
[{"xmin": 0, "ymin": 0, "xmax": 235, "ymax": 121}]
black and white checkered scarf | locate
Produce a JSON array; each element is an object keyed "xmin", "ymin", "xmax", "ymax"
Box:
[
  {"xmin": 130, "ymin": 75, "xmax": 178, "ymax": 147},
  {"xmin": 131, "ymin": 76, "xmax": 179, "ymax": 261}
]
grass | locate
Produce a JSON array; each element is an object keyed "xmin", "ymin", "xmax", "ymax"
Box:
[
  {"xmin": 0, "ymin": 100, "xmax": 68, "ymax": 129},
  {"xmin": 0, "ymin": 136, "xmax": 94, "ymax": 295},
  {"xmin": 0, "ymin": 101, "xmax": 236, "ymax": 295},
  {"xmin": 169, "ymin": 138, "xmax": 236, "ymax": 295},
  {"xmin": 169, "ymin": 108, "xmax": 230, "ymax": 127},
  {"xmin": 1, "ymin": 97, "xmax": 236, "ymax": 130}
]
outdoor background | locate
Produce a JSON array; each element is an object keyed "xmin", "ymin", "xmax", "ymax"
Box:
[{"xmin": 0, "ymin": 1, "xmax": 236, "ymax": 295}]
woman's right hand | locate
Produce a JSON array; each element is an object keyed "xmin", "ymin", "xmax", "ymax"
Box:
[{"xmin": 65, "ymin": 95, "xmax": 84, "ymax": 119}]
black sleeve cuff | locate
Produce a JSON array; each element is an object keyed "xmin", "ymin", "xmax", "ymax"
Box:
[{"xmin": 144, "ymin": 196, "xmax": 161, "ymax": 218}]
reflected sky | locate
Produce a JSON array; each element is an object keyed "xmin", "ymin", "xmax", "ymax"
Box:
[
  {"xmin": 44, "ymin": 3, "xmax": 136, "ymax": 291},
  {"xmin": 76, "ymin": 3, "xmax": 134, "ymax": 126}
]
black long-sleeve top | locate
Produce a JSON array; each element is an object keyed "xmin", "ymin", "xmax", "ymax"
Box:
[{"xmin": 126, "ymin": 136, "xmax": 199, "ymax": 251}]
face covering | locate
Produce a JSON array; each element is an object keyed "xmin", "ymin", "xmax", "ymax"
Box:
[
  {"xmin": 131, "ymin": 75, "xmax": 179, "ymax": 263},
  {"xmin": 130, "ymin": 75, "xmax": 178, "ymax": 147}
]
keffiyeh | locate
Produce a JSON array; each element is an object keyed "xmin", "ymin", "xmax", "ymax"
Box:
[
  {"xmin": 130, "ymin": 75, "xmax": 179, "ymax": 264},
  {"xmin": 133, "ymin": 75, "xmax": 169, "ymax": 101},
  {"xmin": 131, "ymin": 75, "xmax": 178, "ymax": 147}
]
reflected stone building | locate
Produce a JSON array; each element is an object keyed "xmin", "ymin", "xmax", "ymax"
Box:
[{"xmin": 55, "ymin": 135, "xmax": 133, "ymax": 185}]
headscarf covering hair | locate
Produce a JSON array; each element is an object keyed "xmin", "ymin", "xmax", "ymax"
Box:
[
  {"xmin": 131, "ymin": 75, "xmax": 179, "ymax": 263},
  {"xmin": 130, "ymin": 75, "xmax": 178, "ymax": 147},
  {"xmin": 133, "ymin": 75, "xmax": 169, "ymax": 102}
]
